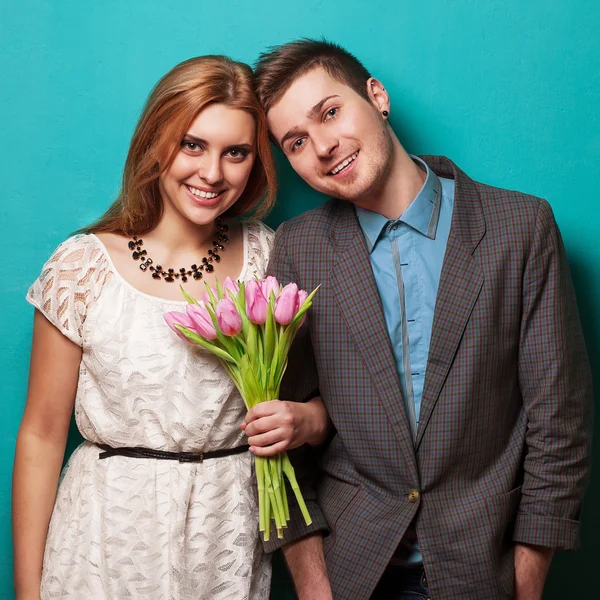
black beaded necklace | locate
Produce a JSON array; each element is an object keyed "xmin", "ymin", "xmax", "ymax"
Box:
[{"xmin": 128, "ymin": 217, "xmax": 229, "ymax": 283}]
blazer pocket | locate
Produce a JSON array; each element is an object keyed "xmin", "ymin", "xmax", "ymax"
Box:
[
  {"xmin": 319, "ymin": 476, "xmax": 361, "ymax": 558},
  {"xmin": 485, "ymin": 486, "xmax": 522, "ymax": 599}
]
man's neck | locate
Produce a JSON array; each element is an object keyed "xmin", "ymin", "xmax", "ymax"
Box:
[{"xmin": 354, "ymin": 137, "xmax": 426, "ymax": 220}]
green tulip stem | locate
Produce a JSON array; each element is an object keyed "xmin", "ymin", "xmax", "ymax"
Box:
[
  {"xmin": 256, "ymin": 457, "xmax": 266, "ymax": 533},
  {"xmin": 282, "ymin": 453, "xmax": 313, "ymax": 526}
]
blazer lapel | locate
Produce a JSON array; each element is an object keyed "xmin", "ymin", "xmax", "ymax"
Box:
[
  {"xmin": 416, "ymin": 157, "xmax": 486, "ymax": 448},
  {"xmin": 329, "ymin": 202, "xmax": 419, "ymax": 475}
]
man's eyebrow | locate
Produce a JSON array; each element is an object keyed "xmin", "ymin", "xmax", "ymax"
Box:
[
  {"xmin": 307, "ymin": 95, "xmax": 341, "ymax": 120},
  {"xmin": 280, "ymin": 127, "xmax": 302, "ymax": 150},
  {"xmin": 279, "ymin": 95, "xmax": 341, "ymax": 149}
]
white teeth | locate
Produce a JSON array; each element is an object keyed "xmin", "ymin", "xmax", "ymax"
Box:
[
  {"xmin": 187, "ymin": 185, "xmax": 219, "ymax": 199},
  {"xmin": 331, "ymin": 151, "xmax": 358, "ymax": 175}
]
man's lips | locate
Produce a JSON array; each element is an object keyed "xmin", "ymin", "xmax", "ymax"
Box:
[{"xmin": 327, "ymin": 150, "xmax": 359, "ymax": 176}]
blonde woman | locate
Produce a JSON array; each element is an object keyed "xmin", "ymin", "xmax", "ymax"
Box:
[{"xmin": 13, "ymin": 56, "xmax": 329, "ymax": 600}]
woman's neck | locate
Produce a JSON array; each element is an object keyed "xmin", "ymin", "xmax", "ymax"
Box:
[{"xmin": 145, "ymin": 206, "xmax": 221, "ymax": 257}]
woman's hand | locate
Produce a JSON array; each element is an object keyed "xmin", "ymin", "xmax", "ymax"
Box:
[{"xmin": 241, "ymin": 397, "xmax": 330, "ymax": 457}]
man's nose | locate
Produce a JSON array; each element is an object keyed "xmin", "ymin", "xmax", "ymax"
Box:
[{"xmin": 313, "ymin": 131, "xmax": 339, "ymax": 159}]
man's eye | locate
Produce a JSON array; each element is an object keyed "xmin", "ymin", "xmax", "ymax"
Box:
[{"xmin": 324, "ymin": 107, "xmax": 338, "ymax": 120}]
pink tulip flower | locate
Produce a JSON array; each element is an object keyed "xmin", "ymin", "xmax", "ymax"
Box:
[
  {"xmin": 164, "ymin": 311, "xmax": 198, "ymax": 342},
  {"xmin": 274, "ymin": 283, "xmax": 300, "ymax": 325},
  {"xmin": 215, "ymin": 298, "xmax": 243, "ymax": 336},
  {"xmin": 245, "ymin": 280, "xmax": 268, "ymax": 325},
  {"xmin": 297, "ymin": 289, "xmax": 309, "ymax": 326},
  {"xmin": 261, "ymin": 276, "xmax": 280, "ymax": 302},
  {"xmin": 186, "ymin": 303, "xmax": 217, "ymax": 340},
  {"xmin": 223, "ymin": 277, "xmax": 240, "ymax": 297}
]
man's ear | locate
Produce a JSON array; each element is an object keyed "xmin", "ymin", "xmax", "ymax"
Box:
[{"xmin": 366, "ymin": 77, "xmax": 390, "ymax": 116}]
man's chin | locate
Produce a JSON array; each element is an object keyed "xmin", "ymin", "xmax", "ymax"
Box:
[{"xmin": 317, "ymin": 174, "xmax": 368, "ymax": 202}]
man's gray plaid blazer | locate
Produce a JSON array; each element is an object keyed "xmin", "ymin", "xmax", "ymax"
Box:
[{"xmin": 266, "ymin": 156, "xmax": 593, "ymax": 599}]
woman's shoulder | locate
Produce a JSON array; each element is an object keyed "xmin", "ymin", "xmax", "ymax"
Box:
[
  {"xmin": 27, "ymin": 233, "xmax": 112, "ymax": 346},
  {"xmin": 246, "ymin": 219, "xmax": 275, "ymax": 253},
  {"xmin": 37, "ymin": 232, "xmax": 113, "ymax": 286},
  {"xmin": 44, "ymin": 233, "xmax": 107, "ymax": 268},
  {"xmin": 243, "ymin": 220, "xmax": 274, "ymax": 278}
]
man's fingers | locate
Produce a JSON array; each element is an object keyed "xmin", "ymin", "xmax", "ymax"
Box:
[
  {"xmin": 247, "ymin": 429, "xmax": 283, "ymax": 448},
  {"xmin": 250, "ymin": 440, "xmax": 288, "ymax": 457},
  {"xmin": 244, "ymin": 415, "xmax": 281, "ymax": 437},
  {"xmin": 244, "ymin": 399, "xmax": 281, "ymax": 424}
]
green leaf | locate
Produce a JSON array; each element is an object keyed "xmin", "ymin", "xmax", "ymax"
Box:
[
  {"xmin": 216, "ymin": 332, "xmax": 243, "ymax": 363},
  {"xmin": 246, "ymin": 322, "xmax": 258, "ymax": 363},
  {"xmin": 288, "ymin": 285, "xmax": 320, "ymax": 328},
  {"xmin": 239, "ymin": 355, "xmax": 262, "ymax": 408},
  {"xmin": 174, "ymin": 325, "xmax": 236, "ymax": 363},
  {"xmin": 263, "ymin": 297, "xmax": 277, "ymax": 366},
  {"xmin": 203, "ymin": 301, "xmax": 244, "ymax": 362},
  {"xmin": 179, "ymin": 285, "xmax": 199, "ymax": 304},
  {"xmin": 215, "ymin": 278, "xmax": 224, "ymax": 300},
  {"xmin": 204, "ymin": 282, "xmax": 218, "ymax": 307},
  {"xmin": 237, "ymin": 280, "xmax": 246, "ymax": 309},
  {"xmin": 227, "ymin": 286, "xmax": 252, "ymax": 340}
]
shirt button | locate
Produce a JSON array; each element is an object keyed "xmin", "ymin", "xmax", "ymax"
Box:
[
  {"xmin": 408, "ymin": 489, "xmax": 420, "ymax": 503},
  {"xmin": 390, "ymin": 223, "xmax": 399, "ymax": 231}
]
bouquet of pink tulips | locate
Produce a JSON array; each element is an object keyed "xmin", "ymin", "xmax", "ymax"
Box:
[{"xmin": 164, "ymin": 276, "xmax": 318, "ymax": 541}]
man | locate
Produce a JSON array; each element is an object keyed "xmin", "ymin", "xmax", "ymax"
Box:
[{"xmin": 245, "ymin": 39, "xmax": 593, "ymax": 599}]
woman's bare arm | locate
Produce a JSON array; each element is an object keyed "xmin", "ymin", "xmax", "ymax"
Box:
[{"xmin": 12, "ymin": 310, "xmax": 81, "ymax": 599}]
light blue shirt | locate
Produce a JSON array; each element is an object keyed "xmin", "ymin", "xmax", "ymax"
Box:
[{"xmin": 356, "ymin": 156, "xmax": 455, "ymax": 564}]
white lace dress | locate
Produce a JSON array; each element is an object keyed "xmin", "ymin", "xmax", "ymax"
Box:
[{"xmin": 26, "ymin": 220, "xmax": 274, "ymax": 600}]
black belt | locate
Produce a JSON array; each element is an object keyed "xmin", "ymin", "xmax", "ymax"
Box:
[{"xmin": 97, "ymin": 443, "xmax": 249, "ymax": 463}]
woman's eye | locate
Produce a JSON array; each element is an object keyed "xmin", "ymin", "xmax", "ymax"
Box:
[
  {"xmin": 227, "ymin": 148, "xmax": 248, "ymax": 159},
  {"xmin": 182, "ymin": 141, "xmax": 201, "ymax": 151},
  {"xmin": 324, "ymin": 107, "xmax": 338, "ymax": 121},
  {"xmin": 292, "ymin": 138, "xmax": 305, "ymax": 152}
]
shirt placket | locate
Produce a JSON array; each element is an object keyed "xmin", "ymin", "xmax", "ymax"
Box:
[{"xmin": 390, "ymin": 223, "xmax": 418, "ymax": 441}]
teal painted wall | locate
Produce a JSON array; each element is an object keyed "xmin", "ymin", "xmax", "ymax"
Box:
[{"xmin": 1, "ymin": 1, "xmax": 599, "ymax": 598}]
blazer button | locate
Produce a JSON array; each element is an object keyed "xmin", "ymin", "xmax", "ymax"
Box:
[{"xmin": 408, "ymin": 489, "xmax": 420, "ymax": 503}]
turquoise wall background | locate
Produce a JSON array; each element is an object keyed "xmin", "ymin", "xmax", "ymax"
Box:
[{"xmin": 1, "ymin": 1, "xmax": 599, "ymax": 597}]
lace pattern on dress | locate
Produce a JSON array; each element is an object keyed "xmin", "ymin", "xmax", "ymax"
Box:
[
  {"xmin": 245, "ymin": 220, "xmax": 275, "ymax": 281},
  {"xmin": 26, "ymin": 235, "xmax": 112, "ymax": 346}
]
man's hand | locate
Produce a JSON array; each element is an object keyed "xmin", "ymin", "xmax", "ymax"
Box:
[
  {"xmin": 514, "ymin": 543, "xmax": 553, "ymax": 600},
  {"xmin": 241, "ymin": 397, "xmax": 330, "ymax": 456}
]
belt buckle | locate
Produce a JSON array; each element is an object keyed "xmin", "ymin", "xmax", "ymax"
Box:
[{"xmin": 178, "ymin": 452, "xmax": 204, "ymax": 463}]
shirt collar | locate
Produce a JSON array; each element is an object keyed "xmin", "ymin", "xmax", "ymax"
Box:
[{"xmin": 356, "ymin": 156, "xmax": 442, "ymax": 253}]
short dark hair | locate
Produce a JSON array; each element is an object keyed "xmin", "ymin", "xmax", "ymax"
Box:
[{"xmin": 254, "ymin": 38, "xmax": 372, "ymax": 113}]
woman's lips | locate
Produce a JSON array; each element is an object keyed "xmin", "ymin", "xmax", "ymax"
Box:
[{"xmin": 184, "ymin": 184, "xmax": 225, "ymax": 206}]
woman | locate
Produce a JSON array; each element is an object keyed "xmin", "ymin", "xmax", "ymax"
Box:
[{"xmin": 13, "ymin": 56, "xmax": 329, "ymax": 600}]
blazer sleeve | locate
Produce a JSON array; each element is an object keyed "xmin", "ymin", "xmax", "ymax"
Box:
[
  {"xmin": 514, "ymin": 199, "xmax": 593, "ymax": 550},
  {"xmin": 262, "ymin": 221, "xmax": 330, "ymax": 553}
]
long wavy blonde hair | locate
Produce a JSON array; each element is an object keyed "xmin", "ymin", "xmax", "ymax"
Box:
[{"xmin": 85, "ymin": 56, "xmax": 277, "ymax": 235}]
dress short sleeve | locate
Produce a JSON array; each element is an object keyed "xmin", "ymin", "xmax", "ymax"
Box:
[
  {"xmin": 26, "ymin": 234, "xmax": 111, "ymax": 346},
  {"xmin": 245, "ymin": 220, "xmax": 275, "ymax": 280}
]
